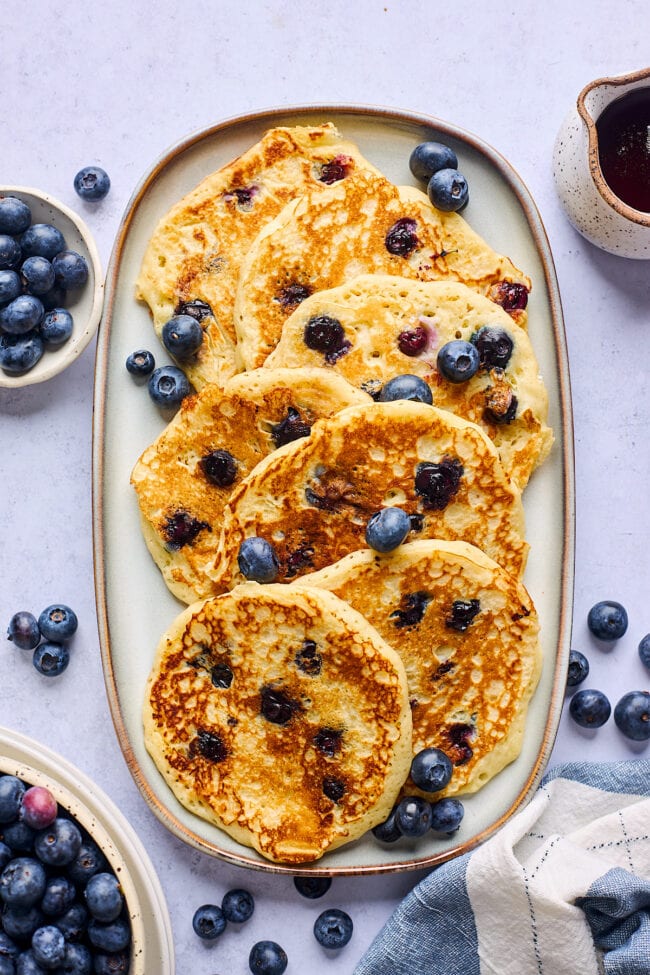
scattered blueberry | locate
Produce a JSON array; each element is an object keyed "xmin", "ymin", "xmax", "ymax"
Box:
[
  {"xmin": 0, "ymin": 269, "xmax": 22, "ymax": 306},
  {"xmin": 148, "ymin": 365, "xmax": 192, "ymax": 411},
  {"xmin": 365, "ymin": 507, "xmax": 411, "ymax": 552},
  {"xmin": 472, "ymin": 325, "xmax": 514, "ymax": 369},
  {"xmin": 125, "ymin": 348, "xmax": 155, "ymax": 377},
  {"xmin": 567, "ymin": 649, "xmax": 590, "ymax": 687},
  {"xmin": 39, "ymin": 308, "xmax": 74, "ymax": 348},
  {"xmin": 7, "ymin": 612, "xmax": 40, "ymax": 651},
  {"xmin": 38, "ymin": 604, "xmax": 78, "ymax": 643},
  {"xmin": 427, "ymin": 168, "xmax": 469, "ymax": 212},
  {"xmin": 313, "ymin": 908, "xmax": 353, "ymax": 949},
  {"xmin": 410, "ymin": 747, "xmax": 453, "ymax": 793},
  {"xmin": 20, "ymin": 255, "xmax": 55, "ymax": 296},
  {"xmin": 614, "ymin": 691, "xmax": 650, "ymax": 741},
  {"xmin": 293, "ymin": 875, "xmax": 332, "ymax": 898},
  {"xmin": 437, "ymin": 339, "xmax": 480, "ymax": 383},
  {"xmin": 569, "ymin": 688, "xmax": 611, "ymax": 728},
  {"xmin": 161, "ymin": 314, "xmax": 203, "ymax": 359},
  {"xmin": 587, "ymin": 600, "xmax": 628, "ymax": 641},
  {"xmin": 409, "ymin": 141, "xmax": 458, "ymax": 182},
  {"xmin": 238, "ymin": 536, "xmax": 279, "ymax": 583},
  {"xmin": 51, "ymin": 250, "xmax": 89, "ymax": 290},
  {"xmin": 31, "ymin": 924, "xmax": 66, "ymax": 968},
  {"xmin": 84, "ymin": 872, "xmax": 124, "ymax": 922},
  {"xmin": 0, "ymin": 295, "xmax": 45, "ymax": 335},
  {"xmin": 430, "ymin": 796, "xmax": 465, "ymax": 834},
  {"xmin": 73, "ymin": 167, "xmax": 111, "ymax": 202},
  {"xmin": 20, "ymin": 787, "xmax": 57, "ymax": 831},
  {"xmin": 32, "ymin": 644, "xmax": 70, "ymax": 677},
  {"xmin": 0, "ymin": 196, "xmax": 32, "ymax": 235},
  {"xmin": 249, "ymin": 940, "xmax": 288, "ymax": 975},
  {"xmin": 221, "ymin": 887, "xmax": 254, "ymax": 923},
  {"xmin": 20, "ymin": 224, "xmax": 66, "ymax": 261},
  {"xmin": 638, "ymin": 634, "xmax": 650, "ymax": 669},
  {"xmin": 0, "ymin": 330, "xmax": 44, "ymax": 374},
  {"xmin": 371, "ymin": 806, "xmax": 402, "ymax": 843},
  {"xmin": 395, "ymin": 796, "xmax": 433, "ymax": 837},
  {"xmin": 378, "ymin": 374, "xmax": 433, "ymax": 405}
]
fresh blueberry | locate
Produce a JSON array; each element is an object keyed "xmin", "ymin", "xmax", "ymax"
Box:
[
  {"xmin": 0, "ymin": 776, "xmax": 25, "ymax": 827},
  {"xmin": 638, "ymin": 634, "xmax": 650, "ymax": 669},
  {"xmin": 56, "ymin": 903, "xmax": 88, "ymax": 941},
  {"xmin": 2, "ymin": 904, "xmax": 45, "ymax": 942},
  {"xmin": 365, "ymin": 507, "xmax": 411, "ymax": 553},
  {"xmin": 221, "ymin": 888, "xmax": 254, "ymax": 923},
  {"xmin": 0, "ymin": 857, "xmax": 47, "ymax": 908},
  {"xmin": 161, "ymin": 314, "xmax": 203, "ymax": 359},
  {"xmin": 32, "ymin": 643, "xmax": 70, "ymax": 677},
  {"xmin": 293, "ymin": 876, "xmax": 332, "ymax": 898},
  {"xmin": 0, "ymin": 842, "xmax": 10, "ymax": 872},
  {"xmin": 56, "ymin": 942, "xmax": 92, "ymax": 975},
  {"xmin": 430, "ymin": 796, "xmax": 465, "ymax": 834},
  {"xmin": 20, "ymin": 224, "xmax": 66, "ymax": 261},
  {"xmin": 7, "ymin": 612, "xmax": 40, "ymax": 651},
  {"xmin": 0, "ymin": 295, "xmax": 45, "ymax": 335},
  {"xmin": 567, "ymin": 649, "xmax": 590, "ymax": 687},
  {"xmin": 192, "ymin": 903, "xmax": 226, "ymax": 940},
  {"xmin": 238, "ymin": 537, "xmax": 279, "ymax": 583},
  {"xmin": 40, "ymin": 285, "xmax": 67, "ymax": 312},
  {"xmin": 0, "ymin": 956, "xmax": 13, "ymax": 975},
  {"xmin": 19, "ymin": 787, "xmax": 57, "ymax": 830},
  {"xmin": 39, "ymin": 308, "xmax": 73, "ymax": 348},
  {"xmin": 0, "ymin": 331, "xmax": 44, "ymax": 374},
  {"xmin": 34, "ymin": 818, "xmax": 82, "ymax": 866},
  {"xmin": 569, "ymin": 688, "xmax": 611, "ymax": 728},
  {"xmin": 20, "ymin": 257, "xmax": 55, "ymax": 296},
  {"xmin": 0, "ymin": 269, "xmax": 22, "ymax": 306},
  {"xmin": 0, "ymin": 930, "xmax": 18, "ymax": 959},
  {"xmin": 437, "ymin": 339, "xmax": 480, "ymax": 383},
  {"xmin": 410, "ymin": 747, "xmax": 453, "ymax": 793},
  {"xmin": 313, "ymin": 908, "xmax": 353, "ymax": 950},
  {"xmin": 395, "ymin": 796, "xmax": 433, "ymax": 837},
  {"xmin": 472, "ymin": 326, "xmax": 514, "ymax": 369},
  {"xmin": 67, "ymin": 839, "xmax": 107, "ymax": 888},
  {"xmin": 587, "ymin": 600, "xmax": 628, "ymax": 641},
  {"xmin": 37, "ymin": 605, "xmax": 78, "ymax": 643},
  {"xmin": 409, "ymin": 141, "xmax": 458, "ymax": 182},
  {"xmin": 3, "ymin": 820, "xmax": 35, "ymax": 854},
  {"xmin": 371, "ymin": 806, "xmax": 402, "ymax": 843},
  {"xmin": 248, "ymin": 940, "xmax": 288, "ymax": 975},
  {"xmin": 84, "ymin": 873, "xmax": 123, "ymax": 923},
  {"xmin": 427, "ymin": 168, "xmax": 469, "ymax": 212},
  {"xmin": 73, "ymin": 167, "xmax": 111, "ymax": 202},
  {"xmin": 14, "ymin": 948, "xmax": 46, "ymax": 974},
  {"xmin": 40, "ymin": 874, "xmax": 76, "ymax": 917},
  {"xmin": 614, "ymin": 691, "xmax": 650, "ymax": 741},
  {"xmin": 148, "ymin": 365, "xmax": 191, "ymax": 411},
  {"xmin": 31, "ymin": 925, "xmax": 65, "ymax": 969},
  {"xmin": 199, "ymin": 449, "xmax": 238, "ymax": 487},
  {"xmin": 0, "ymin": 236, "xmax": 22, "ymax": 271},
  {"xmin": 378, "ymin": 374, "xmax": 433, "ymax": 405},
  {"xmin": 91, "ymin": 951, "xmax": 129, "ymax": 975},
  {"xmin": 87, "ymin": 916, "xmax": 131, "ymax": 954},
  {"xmin": 0, "ymin": 196, "xmax": 32, "ymax": 235},
  {"xmin": 125, "ymin": 349, "xmax": 155, "ymax": 377},
  {"xmin": 51, "ymin": 251, "xmax": 88, "ymax": 291}
]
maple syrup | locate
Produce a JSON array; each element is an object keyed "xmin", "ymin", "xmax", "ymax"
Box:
[{"xmin": 596, "ymin": 87, "xmax": 650, "ymax": 212}]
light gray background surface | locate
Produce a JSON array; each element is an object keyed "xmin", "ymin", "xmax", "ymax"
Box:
[{"xmin": 1, "ymin": 1, "xmax": 649, "ymax": 972}]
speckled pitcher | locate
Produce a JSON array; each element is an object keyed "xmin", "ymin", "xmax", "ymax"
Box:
[{"xmin": 553, "ymin": 66, "xmax": 650, "ymax": 259}]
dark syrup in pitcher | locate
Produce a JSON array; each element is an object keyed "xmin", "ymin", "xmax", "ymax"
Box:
[{"xmin": 596, "ymin": 87, "xmax": 650, "ymax": 212}]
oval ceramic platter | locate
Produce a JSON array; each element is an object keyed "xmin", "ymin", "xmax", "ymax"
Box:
[{"xmin": 93, "ymin": 106, "xmax": 574, "ymax": 876}]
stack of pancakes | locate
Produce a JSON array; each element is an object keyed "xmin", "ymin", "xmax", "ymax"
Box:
[{"xmin": 134, "ymin": 123, "xmax": 552, "ymax": 863}]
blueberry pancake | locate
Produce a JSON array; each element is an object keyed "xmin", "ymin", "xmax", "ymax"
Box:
[
  {"xmin": 264, "ymin": 275, "xmax": 553, "ymax": 489},
  {"xmin": 135, "ymin": 124, "xmax": 381, "ymax": 388},
  {"xmin": 210, "ymin": 400, "xmax": 528, "ymax": 592},
  {"xmin": 234, "ymin": 170, "xmax": 531, "ymax": 371},
  {"xmin": 131, "ymin": 367, "xmax": 370, "ymax": 605},
  {"xmin": 143, "ymin": 583, "xmax": 413, "ymax": 864},
  {"xmin": 300, "ymin": 539, "xmax": 542, "ymax": 798}
]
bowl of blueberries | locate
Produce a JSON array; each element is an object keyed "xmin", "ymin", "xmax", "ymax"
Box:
[
  {"xmin": 0, "ymin": 726, "xmax": 174, "ymax": 973},
  {"xmin": 0, "ymin": 187, "xmax": 104, "ymax": 388}
]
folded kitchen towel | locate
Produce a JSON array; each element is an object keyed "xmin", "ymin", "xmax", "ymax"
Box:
[{"xmin": 354, "ymin": 762, "xmax": 650, "ymax": 975}]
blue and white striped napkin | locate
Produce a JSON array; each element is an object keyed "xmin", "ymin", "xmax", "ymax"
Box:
[{"xmin": 355, "ymin": 762, "xmax": 650, "ymax": 975}]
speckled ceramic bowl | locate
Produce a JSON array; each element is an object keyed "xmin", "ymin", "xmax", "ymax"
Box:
[
  {"xmin": 0, "ymin": 726, "xmax": 174, "ymax": 973},
  {"xmin": 0, "ymin": 187, "xmax": 104, "ymax": 387}
]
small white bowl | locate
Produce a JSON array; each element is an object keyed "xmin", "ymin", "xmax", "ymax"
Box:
[{"xmin": 0, "ymin": 186, "xmax": 104, "ymax": 388}]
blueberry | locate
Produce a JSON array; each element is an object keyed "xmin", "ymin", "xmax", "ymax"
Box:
[
  {"xmin": 7, "ymin": 612, "xmax": 40, "ymax": 651},
  {"xmin": 32, "ymin": 643, "xmax": 70, "ymax": 677},
  {"xmin": 20, "ymin": 257, "xmax": 55, "ymax": 297},
  {"xmin": 371, "ymin": 806, "xmax": 402, "ymax": 843},
  {"xmin": 91, "ymin": 952, "xmax": 129, "ymax": 975},
  {"xmin": 0, "ymin": 295, "xmax": 45, "ymax": 335},
  {"xmin": 31, "ymin": 925, "xmax": 65, "ymax": 969},
  {"xmin": 0, "ymin": 957, "xmax": 13, "ymax": 975},
  {"xmin": 427, "ymin": 168, "xmax": 469, "ymax": 212},
  {"xmin": 0, "ymin": 777, "xmax": 26, "ymax": 823},
  {"xmin": 587, "ymin": 600, "xmax": 628, "ymax": 641},
  {"xmin": 384, "ymin": 218, "xmax": 419, "ymax": 257},
  {"xmin": 293, "ymin": 876, "xmax": 332, "ymax": 899},
  {"xmin": 614, "ymin": 691, "xmax": 650, "ymax": 741},
  {"xmin": 161, "ymin": 314, "xmax": 203, "ymax": 359},
  {"xmin": 395, "ymin": 795, "xmax": 433, "ymax": 837},
  {"xmin": 472, "ymin": 326, "xmax": 514, "ymax": 369},
  {"xmin": 37, "ymin": 605, "xmax": 78, "ymax": 643},
  {"xmin": 20, "ymin": 787, "xmax": 57, "ymax": 830},
  {"xmin": 2, "ymin": 904, "xmax": 45, "ymax": 942},
  {"xmin": 40, "ymin": 285, "xmax": 67, "ymax": 313},
  {"xmin": 491, "ymin": 281, "xmax": 529, "ymax": 313},
  {"xmin": 409, "ymin": 141, "xmax": 458, "ymax": 182},
  {"xmin": 0, "ymin": 235, "xmax": 22, "ymax": 271},
  {"xmin": 365, "ymin": 507, "xmax": 411, "ymax": 552},
  {"xmin": 378, "ymin": 374, "xmax": 433, "ymax": 405},
  {"xmin": 303, "ymin": 315, "xmax": 349, "ymax": 361},
  {"xmin": 84, "ymin": 873, "xmax": 123, "ymax": 923},
  {"xmin": 313, "ymin": 908, "xmax": 353, "ymax": 950},
  {"xmin": 446, "ymin": 598, "xmax": 480, "ymax": 632},
  {"xmin": 0, "ymin": 857, "xmax": 47, "ymax": 908},
  {"xmin": 410, "ymin": 747, "xmax": 453, "ymax": 793},
  {"xmin": 20, "ymin": 224, "xmax": 66, "ymax": 261},
  {"xmin": 249, "ymin": 941, "xmax": 288, "ymax": 975},
  {"xmin": 3, "ymin": 821, "xmax": 35, "ymax": 854},
  {"xmin": 56, "ymin": 903, "xmax": 88, "ymax": 941},
  {"xmin": 221, "ymin": 888, "xmax": 254, "ymax": 923},
  {"xmin": 430, "ymin": 796, "xmax": 465, "ymax": 834},
  {"xmin": 437, "ymin": 339, "xmax": 480, "ymax": 383},
  {"xmin": 51, "ymin": 251, "xmax": 88, "ymax": 291},
  {"xmin": 73, "ymin": 167, "xmax": 111, "ymax": 202},
  {"xmin": 67, "ymin": 838, "xmax": 107, "ymax": 887},
  {"xmin": 40, "ymin": 875, "xmax": 76, "ymax": 917},
  {"xmin": 237, "ymin": 537, "xmax": 279, "ymax": 583},
  {"xmin": 0, "ymin": 843, "xmax": 10, "ymax": 872},
  {"xmin": 199, "ymin": 449, "xmax": 238, "ymax": 487},
  {"xmin": 639, "ymin": 634, "xmax": 650, "ymax": 669},
  {"xmin": 191, "ymin": 903, "xmax": 226, "ymax": 940},
  {"xmin": 87, "ymin": 917, "xmax": 130, "ymax": 953},
  {"xmin": 0, "ymin": 331, "xmax": 44, "ymax": 374},
  {"xmin": 56, "ymin": 942, "xmax": 92, "ymax": 975},
  {"xmin": 0, "ymin": 270, "xmax": 22, "ymax": 307},
  {"xmin": 0, "ymin": 930, "xmax": 18, "ymax": 959},
  {"xmin": 270, "ymin": 407, "xmax": 311, "ymax": 447},
  {"xmin": 0, "ymin": 196, "xmax": 32, "ymax": 235},
  {"xmin": 14, "ymin": 949, "xmax": 45, "ymax": 974},
  {"xmin": 34, "ymin": 818, "xmax": 82, "ymax": 866},
  {"xmin": 414, "ymin": 457, "xmax": 464, "ymax": 510},
  {"xmin": 125, "ymin": 349, "xmax": 155, "ymax": 377},
  {"xmin": 567, "ymin": 649, "xmax": 590, "ymax": 687},
  {"xmin": 397, "ymin": 325, "xmax": 428, "ymax": 356},
  {"xmin": 148, "ymin": 365, "xmax": 191, "ymax": 411},
  {"xmin": 569, "ymin": 688, "xmax": 611, "ymax": 728},
  {"xmin": 39, "ymin": 308, "xmax": 73, "ymax": 348}
]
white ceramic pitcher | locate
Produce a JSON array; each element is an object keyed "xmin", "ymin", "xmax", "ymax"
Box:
[{"xmin": 553, "ymin": 66, "xmax": 650, "ymax": 258}]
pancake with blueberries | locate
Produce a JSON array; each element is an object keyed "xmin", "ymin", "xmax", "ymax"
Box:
[
  {"xmin": 136, "ymin": 123, "xmax": 382, "ymax": 389},
  {"xmin": 233, "ymin": 170, "xmax": 531, "ymax": 371},
  {"xmin": 209, "ymin": 400, "xmax": 528, "ymax": 593},
  {"xmin": 131, "ymin": 367, "xmax": 370, "ymax": 605},
  {"xmin": 143, "ymin": 582, "xmax": 413, "ymax": 864},
  {"xmin": 264, "ymin": 276, "xmax": 553, "ymax": 489},
  {"xmin": 299, "ymin": 539, "xmax": 542, "ymax": 798}
]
